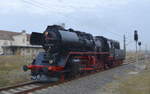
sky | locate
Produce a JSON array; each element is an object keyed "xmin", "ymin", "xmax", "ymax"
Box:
[{"xmin": 0, "ymin": 0, "xmax": 150, "ymax": 50}]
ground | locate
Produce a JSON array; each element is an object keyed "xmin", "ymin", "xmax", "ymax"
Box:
[
  {"xmin": 0, "ymin": 55, "xmax": 31, "ymax": 87},
  {"xmin": 100, "ymin": 58, "xmax": 150, "ymax": 94}
]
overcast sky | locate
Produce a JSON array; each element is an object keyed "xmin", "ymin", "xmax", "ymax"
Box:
[{"xmin": 0, "ymin": 0, "xmax": 150, "ymax": 50}]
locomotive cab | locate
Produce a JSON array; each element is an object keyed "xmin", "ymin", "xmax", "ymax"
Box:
[{"xmin": 107, "ymin": 39, "xmax": 125, "ymax": 60}]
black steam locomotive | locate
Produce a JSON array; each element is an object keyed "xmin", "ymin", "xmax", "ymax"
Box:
[{"xmin": 23, "ymin": 25, "xmax": 125, "ymax": 82}]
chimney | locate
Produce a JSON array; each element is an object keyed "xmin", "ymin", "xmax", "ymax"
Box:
[
  {"xmin": 60, "ymin": 23, "xmax": 65, "ymax": 28},
  {"xmin": 22, "ymin": 30, "xmax": 26, "ymax": 34}
]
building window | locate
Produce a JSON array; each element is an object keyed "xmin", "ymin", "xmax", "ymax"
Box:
[
  {"xmin": 23, "ymin": 38, "xmax": 25, "ymax": 43},
  {"xmin": 3, "ymin": 41, "xmax": 8, "ymax": 45},
  {"xmin": 27, "ymin": 49, "xmax": 30, "ymax": 53}
]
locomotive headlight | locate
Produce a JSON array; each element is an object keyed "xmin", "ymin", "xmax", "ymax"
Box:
[
  {"xmin": 45, "ymin": 32, "xmax": 49, "ymax": 36},
  {"xmin": 23, "ymin": 65, "xmax": 28, "ymax": 72},
  {"xmin": 49, "ymin": 60, "xmax": 53, "ymax": 64}
]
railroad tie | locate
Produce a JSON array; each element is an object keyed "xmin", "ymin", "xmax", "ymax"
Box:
[{"xmin": 0, "ymin": 91, "xmax": 12, "ymax": 94}]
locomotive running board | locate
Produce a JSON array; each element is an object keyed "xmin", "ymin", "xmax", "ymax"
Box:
[
  {"xmin": 69, "ymin": 52, "xmax": 109, "ymax": 55},
  {"xmin": 64, "ymin": 52, "xmax": 110, "ymax": 65}
]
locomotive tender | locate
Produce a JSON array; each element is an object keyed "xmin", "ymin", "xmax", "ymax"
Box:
[{"xmin": 23, "ymin": 25, "xmax": 125, "ymax": 82}]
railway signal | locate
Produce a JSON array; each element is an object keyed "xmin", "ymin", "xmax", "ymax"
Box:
[
  {"xmin": 134, "ymin": 30, "xmax": 139, "ymax": 64},
  {"xmin": 138, "ymin": 41, "xmax": 142, "ymax": 52},
  {"xmin": 134, "ymin": 30, "xmax": 138, "ymax": 53},
  {"xmin": 138, "ymin": 41, "xmax": 141, "ymax": 46}
]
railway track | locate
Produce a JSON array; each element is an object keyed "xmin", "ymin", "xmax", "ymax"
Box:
[
  {"xmin": 0, "ymin": 81, "xmax": 45, "ymax": 94},
  {"xmin": 0, "ymin": 57, "xmax": 144, "ymax": 94},
  {"xmin": 1, "ymin": 71, "xmax": 106, "ymax": 94},
  {"xmin": 0, "ymin": 80, "xmax": 72, "ymax": 94},
  {"xmin": 0, "ymin": 77, "xmax": 86, "ymax": 94},
  {"xmin": 125, "ymin": 54, "xmax": 150, "ymax": 65},
  {"xmin": 125, "ymin": 58, "xmax": 136, "ymax": 64}
]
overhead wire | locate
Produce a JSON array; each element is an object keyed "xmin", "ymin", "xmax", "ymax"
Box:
[
  {"xmin": 22, "ymin": 0, "xmax": 130, "ymax": 41},
  {"xmin": 22, "ymin": 0, "xmax": 75, "ymax": 26},
  {"xmin": 106, "ymin": 31, "xmax": 123, "ymax": 38},
  {"xmin": 25, "ymin": 0, "xmax": 61, "ymax": 12},
  {"xmin": 101, "ymin": 27, "xmax": 124, "ymax": 40},
  {"xmin": 22, "ymin": 0, "xmax": 47, "ymax": 10}
]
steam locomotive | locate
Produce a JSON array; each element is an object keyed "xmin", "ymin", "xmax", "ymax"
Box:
[{"xmin": 23, "ymin": 25, "xmax": 125, "ymax": 82}]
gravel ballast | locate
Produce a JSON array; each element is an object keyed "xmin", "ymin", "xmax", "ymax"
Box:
[{"xmin": 33, "ymin": 64, "xmax": 136, "ymax": 94}]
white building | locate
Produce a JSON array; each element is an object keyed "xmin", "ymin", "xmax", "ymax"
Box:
[{"xmin": 0, "ymin": 30, "xmax": 43, "ymax": 55}]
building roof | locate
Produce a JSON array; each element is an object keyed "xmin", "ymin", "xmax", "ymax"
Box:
[
  {"xmin": 2, "ymin": 45, "xmax": 42, "ymax": 48},
  {"xmin": 0, "ymin": 30, "xmax": 30, "ymax": 41}
]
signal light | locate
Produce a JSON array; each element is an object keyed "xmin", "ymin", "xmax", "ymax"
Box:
[
  {"xmin": 138, "ymin": 42, "xmax": 141, "ymax": 46},
  {"xmin": 134, "ymin": 30, "xmax": 138, "ymax": 41}
]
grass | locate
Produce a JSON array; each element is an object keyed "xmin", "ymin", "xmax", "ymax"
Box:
[
  {"xmin": 0, "ymin": 55, "xmax": 32, "ymax": 87},
  {"xmin": 118, "ymin": 70, "xmax": 150, "ymax": 94},
  {"xmin": 101, "ymin": 57, "xmax": 150, "ymax": 94}
]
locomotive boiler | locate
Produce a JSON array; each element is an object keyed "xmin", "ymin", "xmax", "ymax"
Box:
[{"xmin": 23, "ymin": 25, "xmax": 125, "ymax": 82}]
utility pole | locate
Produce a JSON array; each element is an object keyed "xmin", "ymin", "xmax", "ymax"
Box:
[
  {"xmin": 145, "ymin": 44, "xmax": 148, "ymax": 54},
  {"xmin": 123, "ymin": 34, "xmax": 126, "ymax": 58},
  {"xmin": 145, "ymin": 44, "xmax": 148, "ymax": 58}
]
